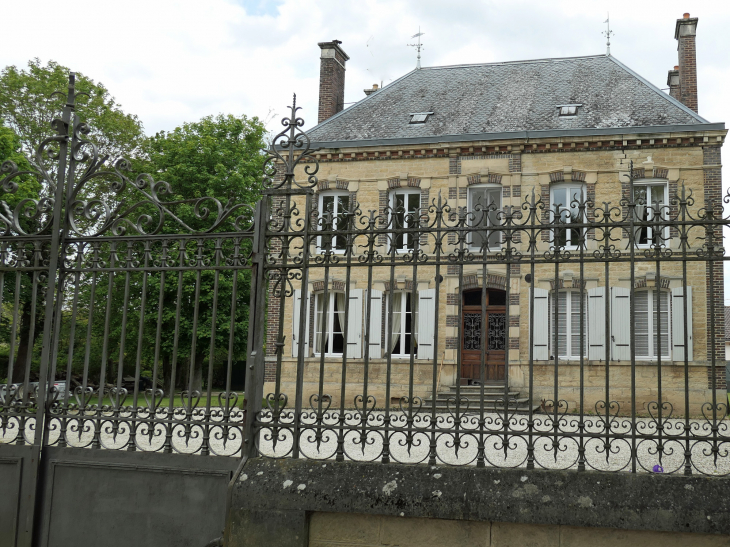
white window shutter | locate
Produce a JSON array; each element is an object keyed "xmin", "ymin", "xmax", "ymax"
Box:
[
  {"xmin": 292, "ymin": 290, "xmax": 301, "ymax": 357},
  {"xmin": 417, "ymin": 289, "xmax": 436, "ymax": 360},
  {"xmin": 587, "ymin": 287, "xmax": 605, "ymax": 360},
  {"xmin": 346, "ymin": 289, "xmax": 363, "ymax": 358},
  {"xmin": 610, "ymin": 287, "xmax": 631, "ymax": 361},
  {"xmin": 672, "ymin": 287, "xmax": 693, "ymax": 362},
  {"xmin": 367, "ymin": 289, "xmax": 382, "ymax": 359},
  {"xmin": 532, "ymin": 288, "xmax": 549, "ymax": 360}
]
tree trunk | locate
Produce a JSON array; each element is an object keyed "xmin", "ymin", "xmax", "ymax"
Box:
[
  {"xmin": 162, "ymin": 354, "xmax": 173, "ymax": 398},
  {"xmin": 12, "ymin": 301, "xmax": 34, "ymax": 383},
  {"xmin": 179, "ymin": 354, "xmax": 204, "ymax": 393}
]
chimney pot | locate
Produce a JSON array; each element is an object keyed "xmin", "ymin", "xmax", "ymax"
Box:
[
  {"xmin": 683, "ymin": 12, "xmax": 690, "ymax": 18},
  {"xmin": 674, "ymin": 65, "xmax": 679, "ymax": 70},
  {"xmin": 363, "ymin": 83, "xmax": 379, "ymax": 97},
  {"xmin": 318, "ymin": 40, "xmax": 350, "ymax": 123}
]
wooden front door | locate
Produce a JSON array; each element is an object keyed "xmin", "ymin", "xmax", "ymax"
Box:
[{"xmin": 461, "ymin": 290, "xmax": 507, "ymax": 381}]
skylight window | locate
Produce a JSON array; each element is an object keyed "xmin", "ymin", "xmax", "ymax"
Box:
[
  {"xmin": 557, "ymin": 104, "xmax": 582, "ymax": 117},
  {"xmin": 409, "ymin": 112, "xmax": 433, "ymax": 124}
]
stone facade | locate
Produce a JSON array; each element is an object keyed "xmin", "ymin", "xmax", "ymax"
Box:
[
  {"xmin": 262, "ymin": 128, "xmax": 727, "ymax": 415},
  {"xmin": 267, "ymin": 124, "xmax": 725, "ymax": 412}
]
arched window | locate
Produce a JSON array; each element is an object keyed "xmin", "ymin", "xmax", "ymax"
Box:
[
  {"xmin": 633, "ymin": 179, "xmax": 668, "ymax": 247},
  {"xmin": 389, "ymin": 189, "xmax": 420, "ymax": 251},
  {"xmin": 468, "ymin": 184, "xmax": 502, "ymax": 251},
  {"xmin": 318, "ymin": 191, "xmax": 350, "ymax": 251},
  {"xmin": 550, "ymin": 184, "xmax": 586, "ymax": 248}
]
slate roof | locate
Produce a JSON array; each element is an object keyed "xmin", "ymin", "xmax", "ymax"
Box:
[{"xmin": 307, "ymin": 54, "xmax": 716, "ymax": 147}]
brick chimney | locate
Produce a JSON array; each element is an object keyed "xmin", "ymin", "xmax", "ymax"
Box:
[
  {"xmin": 667, "ymin": 65, "xmax": 680, "ymax": 101},
  {"xmin": 674, "ymin": 13, "xmax": 698, "ymax": 113},
  {"xmin": 317, "ymin": 40, "xmax": 349, "ymax": 124}
]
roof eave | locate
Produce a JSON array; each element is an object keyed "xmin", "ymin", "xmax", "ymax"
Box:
[{"xmin": 307, "ymin": 123, "xmax": 726, "ymax": 150}]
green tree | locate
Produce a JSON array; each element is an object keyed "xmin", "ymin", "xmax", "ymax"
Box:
[
  {"xmin": 77, "ymin": 114, "xmax": 267, "ymax": 395},
  {"xmin": 0, "ymin": 59, "xmax": 143, "ymax": 159},
  {"xmin": 0, "ymin": 125, "xmax": 45, "ymax": 383},
  {"xmin": 0, "ymin": 61, "xmax": 143, "ymax": 385}
]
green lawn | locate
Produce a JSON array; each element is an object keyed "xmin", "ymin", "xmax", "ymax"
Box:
[{"xmin": 63, "ymin": 392, "xmax": 245, "ymax": 410}]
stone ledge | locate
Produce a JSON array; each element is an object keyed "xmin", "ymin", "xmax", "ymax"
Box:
[{"xmin": 228, "ymin": 457, "xmax": 730, "ymax": 537}]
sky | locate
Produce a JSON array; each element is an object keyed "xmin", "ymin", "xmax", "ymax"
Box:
[{"xmin": 2, "ymin": 0, "xmax": 730, "ymax": 297}]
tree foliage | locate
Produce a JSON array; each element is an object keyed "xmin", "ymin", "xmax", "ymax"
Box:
[{"xmin": 0, "ymin": 59, "xmax": 144, "ymax": 160}]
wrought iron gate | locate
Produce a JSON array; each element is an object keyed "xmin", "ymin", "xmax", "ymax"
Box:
[{"xmin": 0, "ymin": 75, "xmax": 263, "ymax": 547}]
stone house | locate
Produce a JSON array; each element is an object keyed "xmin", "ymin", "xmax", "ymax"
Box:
[{"xmin": 265, "ymin": 14, "xmax": 726, "ymax": 415}]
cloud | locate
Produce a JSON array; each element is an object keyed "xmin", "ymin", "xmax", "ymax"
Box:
[{"xmin": 2, "ymin": 0, "xmax": 729, "ymax": 297}]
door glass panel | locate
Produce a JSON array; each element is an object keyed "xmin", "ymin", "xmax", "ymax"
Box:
[
  {"xmin": 487, "ymin": 313, "xmax": 506, "ymax": 351},
  {"xmin": 463, "ymin": 313, "xmax": 482, "ymax": 350}
]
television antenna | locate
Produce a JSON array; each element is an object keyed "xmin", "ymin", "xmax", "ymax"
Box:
[
  {"xmin": 407, "ymin": 27, "xmax": 425, "ymax": 69},
  {"xmin": 602, "ymin": 13, "xmax": 614, "ymax": 56}
]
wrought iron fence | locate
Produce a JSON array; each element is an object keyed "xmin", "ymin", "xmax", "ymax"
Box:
[
  {"xmin": 0, "ymin": 75, "xmax": 256, "ymax": 458},
  {"xmin": 255, "ymin": 101, "xmax": 730, "ymax": 475},
  {"xmin": 1, "ymin": 82, "xmax": 728, "ymax": 481}
]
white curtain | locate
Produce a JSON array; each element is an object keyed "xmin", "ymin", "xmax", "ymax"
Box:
[
  {"xmin": 336, "ymin": 292, "xmax": 346, "ymax": 337},
  {"xmin": 315, "ymin": 294, "xmax": 326, "ymax": 353},
  {"xmin": 390, "ymin": 292, "xmax": 402, "ymax": 353}
]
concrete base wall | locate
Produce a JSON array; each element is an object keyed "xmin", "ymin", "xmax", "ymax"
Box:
[
  {"xmin": 225, "ymin": 458, "xmax": 730, "ymax": 546},
  {"xmin": 309, "ymin": 512, "xmax": 730, "ymax": 547}
]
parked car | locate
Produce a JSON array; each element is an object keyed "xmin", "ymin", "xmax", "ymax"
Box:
[{"xmin": 2, "ymin": 382, "xmax": 69, "ymax": 405}]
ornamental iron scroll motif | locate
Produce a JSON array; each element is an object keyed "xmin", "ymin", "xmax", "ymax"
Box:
[
  {"xmin": 487, "ymin": 313, "xmax": 506, "ymax": 351},
  {"xmin": 463, "ymin": 313, "xmax": 482, "ymax": 350},
  {"xmin": 263, "ymin": 94, "xmax": 320, "ymax": 190},
  {"xmin": 0, "ymin": 76, "xmax": 256, "ymax": 238}
]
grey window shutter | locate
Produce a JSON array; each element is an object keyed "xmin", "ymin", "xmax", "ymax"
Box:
[
  {"xmin": 610, "ymin": 287, "xmax": 631, "ymax": 361},
  {"xmin": 532, "ymin": 288, "xmax": 549, "ymax": 361},
  {"xmin": 671, "ymin": 287, "xmax": 693, "ymax": 362},
  {"xmin": 366, "ymin": 289, "xmax": 383, "ymax": 359},
  {"xmin": 346, "ymin": 289, "xmax": 363, "ymax": 359},
  {"xmin": 417, "ymin": 289, "xmax": 436, "ymax": 360},
  {"xmin": 588, "ymin": 287, "xmax": 605, "ymax": 360}
]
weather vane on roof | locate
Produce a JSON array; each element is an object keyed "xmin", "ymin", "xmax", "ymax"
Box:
[
  {"xmin": 603, "ymin": 13, "xmax": 614, "ymax": 56},
  {"xmin": 408, "ymin": 27, "xmax": 425, "ymax": 69}
]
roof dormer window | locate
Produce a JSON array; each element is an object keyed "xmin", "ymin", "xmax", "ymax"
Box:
[
  {"xmin": 409, "ymin": 112, "xmax": 433, "ymax": 124},
  {"xmin": 557, "ymin": 104, "xmax": 582, "ymax": 117}
]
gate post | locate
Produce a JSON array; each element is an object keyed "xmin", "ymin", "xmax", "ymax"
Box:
[{"xmin": 243, "ymin": 198, "xmax": 268, "ymax": 459}]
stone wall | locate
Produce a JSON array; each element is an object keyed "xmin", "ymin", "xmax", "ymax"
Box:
[
  {"xmin": 309, "ymin": 512, "xmax": 729, "ymax": 547},
  {"xmin": 262, "ymin": 136, "xmax": 726, "ymax": 413},
  {"xmin": 225, "ymin": 458, "xmax": 730, "ymax": 546}
]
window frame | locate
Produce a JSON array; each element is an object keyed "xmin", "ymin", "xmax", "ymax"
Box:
[
  {"xmin": 389, "ymin": 189, "xmax": 421, "ymax": 252},
  {"xmin": 385, "ymin": 290, "xmax": 418, "ymax": 358},
  {"xmin": 317, "ymin": 190, "xmax": 350, "ymax": 253},
  {"xmin": 634, "ymin": 288, "xmax": 671, "ymax": 360},
  {"xmin": 550, "ymin": 183, "xmax": 587, "ymax": 250},
  {"xmin": 548, "ymin": 289, "xmax": 588, "ymax": 360},
  {"xmin": 632, "ymin": 179, "xmax": 669, "ymax": 248},
  {"xmin": 313, "ymin": 291, "xmax": 346, "ymax": 356},
  {"xmin": 467, "ymin": 183, "xmax": 503, "ymax": 252}
]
